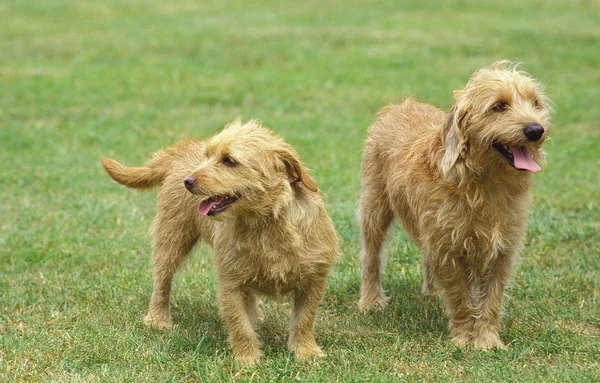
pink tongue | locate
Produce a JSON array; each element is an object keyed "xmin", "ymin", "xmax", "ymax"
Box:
[
  {"xmin": 509, "ymin": 145, "xmax": 541, "ymax": 173},
  {"xmin": 197, "ymin": 196, "xmax": 225, "ymax": 216}
]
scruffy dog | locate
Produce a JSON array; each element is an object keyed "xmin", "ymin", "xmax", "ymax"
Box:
[
  {"xmin": 102, "ymin": 119, "xmax": 339, "ymax": 363},
  {"xmin": 358, "ymin": 61, "xmax": 551, "ymax": 349}
]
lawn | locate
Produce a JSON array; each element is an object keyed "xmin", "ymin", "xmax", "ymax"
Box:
[{"xmin": 1, "ymin": 0, "xmax": 599, "ymax": 381}]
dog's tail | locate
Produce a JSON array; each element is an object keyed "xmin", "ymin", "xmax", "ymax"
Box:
[{"xmin": 101, "ymin": 151, "xmax": 171, "ymax": 190}]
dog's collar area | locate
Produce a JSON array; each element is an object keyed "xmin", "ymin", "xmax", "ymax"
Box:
[
  {"xmin": 492, "ymin": 141, "xmax": 541, "ymax": 173},
  {"xmin": 197, "ymin": 195, "xmax": 239, "ymax": 216}
]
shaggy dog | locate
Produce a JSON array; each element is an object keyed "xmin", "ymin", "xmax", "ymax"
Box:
[
  {"xmin": 357, "ymin": 61, "xmax": 551, "ymax": 349},
  {"xmin": 102, "ymin": 119, "xmax": 339, "ymax": 364}
]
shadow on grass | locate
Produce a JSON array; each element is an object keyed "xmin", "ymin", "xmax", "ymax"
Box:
[
  {"xmin": 154, "ymin": 275, "xmax": 452, "ymax": 359},
  {"xmin": 319, "ymin": 276, "xmax": 449, "ymax": 353},
  {"xmin": 142, "ymin": 276, "xmax": 541, "ymax": 363},
  {"xmin": 169, "ymin": 294, "xmax": 298, "ymax": 359},
  {"xmin": 166, "ymin": 295, "xmax": 227, "ymax": 356},
  {"xmin": 385, "ymin": 277, "xmax": 447, "ymax": 335}
]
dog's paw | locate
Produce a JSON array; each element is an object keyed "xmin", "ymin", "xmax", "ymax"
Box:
[
  {"xmin": 143, "ymin": 313, "xmax": 173, "ymax": 331},
  {"xmin": 421, "ymin": 281, "xmax": 437, "ymax": 295},
  {"xmin": 234, "ymin": 350, "xmax": 262, "ymax": 366},
  {"xmin": 473, "ymin": 331, "xmax": 507, "ymax": 350},
  {"xmin": 450, "ymin": 333, "xmax": 471, "ymax": 348},
  {"xmin": 254, "ymin": 308, "xmax": 265, "ymax": 323},
  {"xmin": 421, "ymin": 283, "xmax": 432, "ymax": 295},
  {"xmin": 293, "ymin": 345, "xmax": 325, "ymax": 359},
  {"xmin": 288, "ymin": 336, "xmax": 325, "ymax": 359},
  {"xmin": 358, "ymin": 294, "xmax": 390, "ymax": 312}
]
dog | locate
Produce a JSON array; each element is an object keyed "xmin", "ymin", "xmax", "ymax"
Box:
[
  {"xmin": 102, "ymin": 119, "xmax": 339, "ymax": 364},
  {"xmin": 357, "ymin": 61, "xmax": 551, "ymax": 349}
]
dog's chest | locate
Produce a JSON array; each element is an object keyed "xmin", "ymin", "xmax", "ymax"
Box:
[
  {"xmin": 413, "ymin": 188, "xmax": 530, "ymax": 267},
  {"xmin": 214, "ymin": 225, "xmax": 309, "ymax": 293},
  {"xmin": 445, "ymin": 199, "xmax": 527, "ymax": 262}
]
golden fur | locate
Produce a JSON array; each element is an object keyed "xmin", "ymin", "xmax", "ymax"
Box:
[
  {"xmin": 102, "ymin": 119, "xmax": 339, "ymax": 364},
  {"xmin": 358, "ymin": 61, "xmax": 551, "ymax": 349}
]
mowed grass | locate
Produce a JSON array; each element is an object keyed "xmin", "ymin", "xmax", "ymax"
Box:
[{"xmin": 1, "ymin": 0, "xmax": 599, "ymax": 381}]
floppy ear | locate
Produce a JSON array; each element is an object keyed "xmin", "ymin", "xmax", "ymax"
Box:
[
  {"xmin": 276, "ymin": 146, "xmax": 318, "ymax": 192},
  {"xmin": 440, "ymin": 94, "xmax": 469, "ymax": 179}
]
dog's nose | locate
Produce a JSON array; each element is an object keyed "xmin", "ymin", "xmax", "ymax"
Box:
[
  {"xmin": 523, "ymin": 123, "xmax": 544, "ymax": 142},
  {"xmin": 184, "ymin": 176, "xmax": 196, "ymax": 191}
]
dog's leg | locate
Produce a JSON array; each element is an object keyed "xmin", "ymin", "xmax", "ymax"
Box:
[
  {"xmin": 218, "ymin": 285, "xmax": 262, "ymax": 364},
  {"xmin": 288, "ymin": 280, "xmax": 326, "ymax": 359},
  {"xmin": 358, "ymin": 182, "xmax": 394, "ymax": 311},
  {"xmin": 421, "ymin": 255, "xmax": 436, "ymax": 294},
  {"xmin": 144, "ymin": 214, "xmax": 197, "ymax": 331},
  {"xmin": 471, "ymin": 256, "xmax": 512, "ymax": 350},
  {"xmin": 246, "ymin": 290, "xmax": 264, "ymax": 325},
  {"xmin": 434, "ymin": 259, "xmax": 474, "ymax": 347}
]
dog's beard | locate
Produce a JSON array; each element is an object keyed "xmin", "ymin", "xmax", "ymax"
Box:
[{"xmin": 492, "ymin": 141, "xmax": 541, "ymax": 172}]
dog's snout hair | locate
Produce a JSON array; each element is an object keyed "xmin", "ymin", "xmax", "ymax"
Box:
[{"xmin": 358, "ymin": 61, "xmax": 552, "ymax": 351}]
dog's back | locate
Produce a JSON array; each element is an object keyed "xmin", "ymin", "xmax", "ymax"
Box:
[
  {"xmin": 361, "ymin": 98, "xmax": 447, "ymax": 241},
  {"xmin": 102, "ymin": 139, "xmax": 216, "ymax": 244},
  {"xmin": 368, "ymin": 98, "xmax": 446, "ymax": 157}
]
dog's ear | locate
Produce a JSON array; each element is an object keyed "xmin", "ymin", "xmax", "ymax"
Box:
[
  {"xmin": 441, "ymin": 93, "xmax": 469, "ymax": 179},
  {"xmin": 276, "ymin": 146, "xmax": 318, "ymax": 192}
]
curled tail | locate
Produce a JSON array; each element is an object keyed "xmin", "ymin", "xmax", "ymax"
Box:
[{"xmin": 101, "ymin": 151, "xmax": 171, "ymax": 189}]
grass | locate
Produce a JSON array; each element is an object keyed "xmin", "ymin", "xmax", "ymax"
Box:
[{"xmin": 1, "ymin": 0, "xmax": 599, "ymax": 381}]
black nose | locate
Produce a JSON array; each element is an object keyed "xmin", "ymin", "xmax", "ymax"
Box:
[
  {"xmin": 523, "ymin": 123, "xmax": 544, "ymax": 142},
  {"xmin": 184, "ymin": 176, "xmax": 196, "ymax": 191}
]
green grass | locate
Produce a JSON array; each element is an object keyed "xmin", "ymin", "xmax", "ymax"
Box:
[{"xmin": 1, "ymin": 0, "xmax": 599, "ymax": 381}]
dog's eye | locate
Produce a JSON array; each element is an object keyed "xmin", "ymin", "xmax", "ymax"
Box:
[
  {"xmin": 492, "ymin": 101, "xmax": 508, "ymax": 112},
  {"xmin": 221, "ymin": 156, "xmax": 237, "ymax": 167},
  {"xmin": 533, "ymin": 99, "xmax": 541, "ymax": 108}
]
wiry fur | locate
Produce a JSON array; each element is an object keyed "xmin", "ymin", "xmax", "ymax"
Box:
[
  {"xmin": 358, "ymin": 61, "xmax": 552, "ymax": 349},
  {"xmin": 102, "ymin": 119, "xmax": 339, "ymax": 364}
]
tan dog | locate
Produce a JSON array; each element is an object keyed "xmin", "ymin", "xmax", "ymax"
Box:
[
  {"xmin": 102, "ymin": 119, "xmax": 339, "ymax": 364},
  {"xmin": 358, "ymin": 61, "xmax": 551, "ymax": 349}
]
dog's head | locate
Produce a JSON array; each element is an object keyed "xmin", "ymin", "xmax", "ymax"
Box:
[
  {"xmin": 183, "ymin": 119, "xmax": 317, "ymax": 219},
  {"xmin": 441, "ymin": 61, "xmax": 552, "ymax": 181}
]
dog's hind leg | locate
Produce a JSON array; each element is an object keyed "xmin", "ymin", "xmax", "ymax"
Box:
[
  {"xmin": 246, "ymin": 290, "xmax": 264, "ymax": 325},
  {"xmin": 358, "ymin": 178, "xmax": 394, "ymax": 311},
  {"xmin": 421, "ymin": 255, "xmax": 436, "ymax": 294},
  {"xmin": 144, "ymin": 200, "xmax": 199, "ymax": 330}
]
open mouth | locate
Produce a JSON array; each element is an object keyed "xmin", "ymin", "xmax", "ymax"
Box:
[
  {"xmin": 197, "ymin": 194, "xmax": 239, "ymax": 216},
  {"xmin": 492, "ymin": 141, "xmax": 541, "ymax": 173}
]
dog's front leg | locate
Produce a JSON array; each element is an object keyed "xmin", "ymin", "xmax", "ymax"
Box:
[
  {"xmin": 218, "ymin": 284, "xmax": 262, "ymax": 364},
  {"xmin": 434, "ymin": 259, "xmax": 474, "ymax": 347},
  {"xmin": 471, "ymin": 255, "xmax": 512, "ymax": 350},
  {"xmin": 288, "ymin": 279, "xmax": 327, "ymax": 359},
  {"xmin": 245, "ymin": 290, "xmax": 264, "ymax": 326}
]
